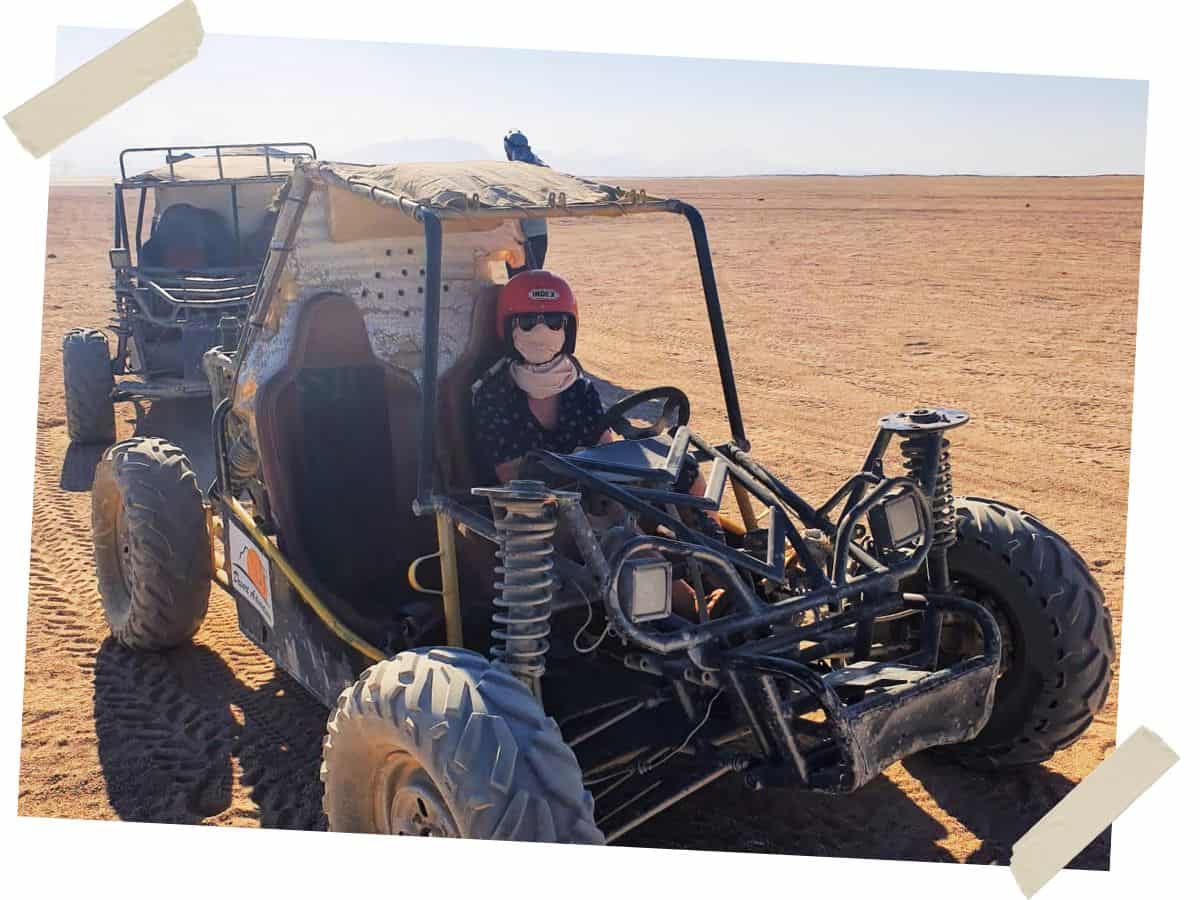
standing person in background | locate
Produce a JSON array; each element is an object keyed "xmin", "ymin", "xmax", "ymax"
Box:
[{"xmin": 504, "ymin": 129, "xmax": 549, "ymax": 274}]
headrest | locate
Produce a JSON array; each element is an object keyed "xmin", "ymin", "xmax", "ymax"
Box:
[{"xmin": 291, "ymin": 293, "xmax": 376, "ymax": 369}]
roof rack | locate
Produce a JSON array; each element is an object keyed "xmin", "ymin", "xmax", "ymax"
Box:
[{"xmin": 119, "ymin": 142, "xmax": 318, "ymax": 184}]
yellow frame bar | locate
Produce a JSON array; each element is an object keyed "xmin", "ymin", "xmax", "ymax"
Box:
[
  {"xmin": 731, "ymin": 480, "xmax": 759, "ymax": 531},
  {"xmin": 403, "ymin": 510, "xmax": 464, "ymax": 647},
  {"xmin": 436, "ymin": 511, "xmax": 463, "ymax": 647}
]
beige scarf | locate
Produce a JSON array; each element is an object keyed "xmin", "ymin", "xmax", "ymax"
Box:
[{"xmin": 509, "ymin": 354, "xmax": 581, "ymax": 399}]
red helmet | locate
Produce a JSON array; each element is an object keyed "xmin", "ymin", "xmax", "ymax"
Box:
[{"xmin": 496, "ymin": 269, "xmax": 579, "ymax": 351}]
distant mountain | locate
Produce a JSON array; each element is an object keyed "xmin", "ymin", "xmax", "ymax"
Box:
[{"xmin": 334, "ymin": 138, "xmax": 496, "ymax": 164}]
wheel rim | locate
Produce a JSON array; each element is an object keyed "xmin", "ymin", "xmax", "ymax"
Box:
[
  {"xmin": 375, "ymin": 753, "xmax": 459, "ymax": 837},
  {"xmin": 114, "ymin": 504, "xmax": 134, "ymax": 605},
  {"xmin": 939, "ymin": 576, "xmax": 1019, "ymax": 680}
]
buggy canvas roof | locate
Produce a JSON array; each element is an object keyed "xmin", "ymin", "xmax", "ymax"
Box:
[
  {"xmin": 310, "ymin": 160, "xmax": 664, "ymax": 216},
  {"xmin": 125, "ymin": 153, "xmax": 305, "ymax": 184}
]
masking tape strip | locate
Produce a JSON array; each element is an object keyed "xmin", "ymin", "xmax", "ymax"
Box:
[
  {"xmin": 1010, "ymin": 726, "xmax": 1179, "ymax": 897},
  {"xmin": 4, "ymin": 1, "xmax": 203, "ymax": 158}
]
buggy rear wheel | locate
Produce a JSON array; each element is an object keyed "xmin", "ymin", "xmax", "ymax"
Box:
[
  {"xmin": 62, "ymin": 328, "xmax": 115, "ymax": 444},
  {"xmin": 930, "ymin": 497, "xmax": 1115, "ymax": 769},
  {"xmin": 92, "ymin": 438, "xmax": 211, "ymax": 650},
  {"xmin": 322, "ymin": 647, "xmax": 603, "ymax": 843}
]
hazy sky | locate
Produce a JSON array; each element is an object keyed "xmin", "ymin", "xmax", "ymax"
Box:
[{"xmin": 51, "ymin": 27, "xmax": 1148, "ymax": 178}]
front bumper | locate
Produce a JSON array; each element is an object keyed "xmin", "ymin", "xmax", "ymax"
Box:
[{"xmin": 728, "ymin": 595, "xmax": 1002, "ymax": 793}]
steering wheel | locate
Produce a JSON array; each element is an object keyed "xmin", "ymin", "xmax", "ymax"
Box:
[{"xmin": 595, "ymin": 386, "xmax": 691, "ymax": 440}]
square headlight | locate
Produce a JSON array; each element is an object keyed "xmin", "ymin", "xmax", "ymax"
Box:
[
  {"xmin": 883, "ymin": 493, "xmax": 922, "ymax": 545},
  {"xmin": 868, "ymin": 493, "xmax": 923, "ymax": 562},
  {"xmin": 109, "ymin": 247, "xmax": 131, "ymax": 269},
  {"xmin": 619, "ymin": 556, "xmax": 673, "ymax": 623}
]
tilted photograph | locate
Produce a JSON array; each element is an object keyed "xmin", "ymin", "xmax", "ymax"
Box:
[{"xmin": 20, "ymin": 26, "xmax": 1145, "ymax": 867}]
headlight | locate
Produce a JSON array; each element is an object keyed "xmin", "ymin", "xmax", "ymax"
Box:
[
  {"xmin": 868, "ymin": 492, "xmax": 924, "ymax": 562},
  {"xmin": 618, "ymin": 555, "xmax": 673, "ymax": 623}
]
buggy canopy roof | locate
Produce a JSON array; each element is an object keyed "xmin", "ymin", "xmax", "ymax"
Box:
[{"xmin": 309, "ymin": 160, "xmax": 669, "ymax": 221}]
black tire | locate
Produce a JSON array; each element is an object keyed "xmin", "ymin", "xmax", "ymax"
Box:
[
  {"xmin": 62, "ymin": 328, "xmax": 115, "ymax": 444},
  {"xmin": 935, "ymin": 497, "xmax": 1115, "ymax": 769},
  {"xmin": 322, "ymin": 647, "xmax": 603, "ymax": 843},
  {"xmin": 92, "ymin": 438, "xmax": 210, "ymax": 650}
]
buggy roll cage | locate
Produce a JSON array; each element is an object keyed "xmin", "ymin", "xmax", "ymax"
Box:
[
  {"xmin": 112, "ymin": 142, "xmax": 317, "ymax": 273},
  {"xmin": 117, "ymin": 142, "xmax": 318, "ymax": 183},
  {"xmin": 222, "ymin": 178, "xmax": 758, "ymax": 648}
]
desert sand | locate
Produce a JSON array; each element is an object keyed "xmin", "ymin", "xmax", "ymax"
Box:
[{"xmin": 19, "ymin": 174, "xmax": 1140, "ymax": 866}]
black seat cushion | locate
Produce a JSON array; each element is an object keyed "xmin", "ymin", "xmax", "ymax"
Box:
[{"xmin": 294, "ymin": 365, "xmax": 406, "ymax": 605}]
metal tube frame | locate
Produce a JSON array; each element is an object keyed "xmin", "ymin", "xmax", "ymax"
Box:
[
  {"xmin": 134, "ymin": 188, "xmax": 147, "ymax": 260},
  {"xmin": 414, "ymin": 210, "xmax": 443, "ymax": 511},
  {"xmin": 118, "ymin": 142, "xmax": 317, "ymax": 183},
  {"xmin": 109, "ymin": 145, "xmax": 313, "ymax": 396}
]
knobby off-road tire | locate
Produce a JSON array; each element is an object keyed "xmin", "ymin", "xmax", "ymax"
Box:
[
  {"xmin": 62, "ymin": 328, "xmax": 115, "ymax": 444},
  {"xmin": 92, "ymin": 438, "xmax": 210, "ymax": 650},
  {"xmin": 322, "ymin": 647, "xmax": 604, "ymax": 843},
  {"xmin": 937, "ymin": 497, "xmax": 1115, "ymax": 769}
]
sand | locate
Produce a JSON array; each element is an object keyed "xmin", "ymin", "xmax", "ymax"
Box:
[{"xmin": 19, "ymin": 175, "xmax": 1140, "ymax": 865}]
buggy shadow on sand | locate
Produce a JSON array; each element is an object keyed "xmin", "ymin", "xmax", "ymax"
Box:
[
  {"xmin": 88, "ymin": 160, "xmax": 1114, "ymax": 843},
  {"xmin": 61, "ymin": 395, "xmax": 214, "ymax": 493},
  {"xmin": 88, "ymin": 634, "xmax": 1107, "ymax": 861}
]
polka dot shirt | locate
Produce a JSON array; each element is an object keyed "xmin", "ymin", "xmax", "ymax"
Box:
[{"xmin": 472, "ymin": 364, "xmax": 607, "ymax": 475}]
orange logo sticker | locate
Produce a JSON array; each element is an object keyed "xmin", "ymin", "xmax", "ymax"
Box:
[
  {"xmin": 229, "ymin": 520, "xmax": 274, "ymax": 627},
  {"xmin": 244, "ymin": 547, "xmax": 268, "ymax": 599}
]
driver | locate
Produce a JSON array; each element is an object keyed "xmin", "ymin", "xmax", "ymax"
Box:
[
  {"xmin": 471, "ymin": 268, "xmax": 712, "ymax": 501},
  {"xmin": 472, "ymin": 269, "xmax": 719, "ymax": 615},
  {"xmin": 472, "ymin": 269, "xmax": 611, "ymax": 483}
]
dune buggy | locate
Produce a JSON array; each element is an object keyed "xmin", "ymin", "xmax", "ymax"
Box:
[
  {"xmin": 62, "ymin": 142, "xmax": 316, "ymax": 444},
  {"xmin": 90, "ymin": 160, "xmax": 1114, "ymax": 843}
]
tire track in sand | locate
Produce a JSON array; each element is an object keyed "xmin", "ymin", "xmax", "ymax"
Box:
[{"xmin": 24, "ymin": 425, "xmax": 328, "ymax": 828}]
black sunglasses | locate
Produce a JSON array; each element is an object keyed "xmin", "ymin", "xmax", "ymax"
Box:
[{"xmin": 515, "ymin": 312, "xmax": 568, "ymax": 331}]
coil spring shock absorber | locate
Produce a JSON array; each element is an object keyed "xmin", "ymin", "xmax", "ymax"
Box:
[
  {"xmin": 901, "ymin": 432, "xmax": 956, "ymax": 552},
  {"xmin": 879, "ymin": 407, "xmax": 970, "ymax": 593},
  {"xmin": 879, "ymin": 407, "xmax": 969, "ymax": 664},
  {"xmin": 472, "ymin": 480, "xmax": 576, "ymax": 703}
]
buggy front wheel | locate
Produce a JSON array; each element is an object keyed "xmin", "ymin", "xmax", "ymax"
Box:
[
  {"xmin": 322, "ymin": 648, "xmax": 603, "ymax": 842},
  {"xmin": 62, "ymin": 328, "xmax": 115, "ymax": 444},
  {"xmin": 930, "ymin": 497, "xmax": 1115, "ymax": 769},
  {"xmin": 92, "ymin": 437, "xmax": 211, "ymax": 650}
]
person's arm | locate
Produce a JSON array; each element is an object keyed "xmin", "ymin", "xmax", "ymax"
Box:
[
  {"xmin": 473, "ymin": 375, "xmax": 524, "ymax": 485},
  {"xmin": 495, "ymin": 457, "xmax": 522, "ymax": 483},
  {"xmin": 580, "ymin": 381, "xmax": 618, "ymax": 447}
]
